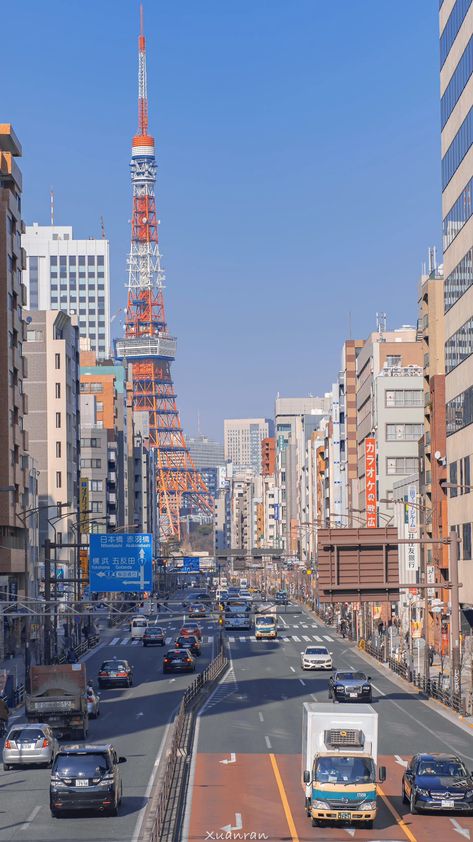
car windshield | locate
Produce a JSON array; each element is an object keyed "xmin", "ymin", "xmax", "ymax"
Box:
[
  {"xmin": 336, "ymin": 672, "xmax": 367, "ymax": 681},
  {"xmin": 54, "ymin": 753, "xmax": 110, "ymax": 777},
  {"xmin": 177, "ymin": 636, "xmax": 196, "ymax": 645},
  {"xmin": 315, "ymin": 756, "xmax": 375, "ymax": 784},
  {"xmin": 147, "ymin": 627, "xmax": 163, "ymax": 634},
  {"xmin": 167, "ymin": 651, "xmax": 188, "ymax": 659},
  {"xmin": 9, "ymin": 728, "xmax": 45, "ymax": 742},
  {"xmin": 132, "ymin": 619, "xmax": 147, "ymax": 627},
  {"xmin": 305, "ymin": 648, "xmax": 328, "ymax": 655},
  {"xmin": 417, "ymin": 760, "xmax": 468, "ymax": 777},
  {"xmin": 258, "ymin": 617, "xmax": 275, "ymax": 625}
]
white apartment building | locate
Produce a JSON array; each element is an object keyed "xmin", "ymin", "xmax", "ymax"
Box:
[
  {"xmin": 224, "ymin": 418, "xmax": 272, "ymax": 472},
  {"xmin": 22, "ymin": 224, "xmax": 110, "ymax": 358},
  {"xmin": 23, "ymin": 310, "xmax": 80, "ymax": 572}
]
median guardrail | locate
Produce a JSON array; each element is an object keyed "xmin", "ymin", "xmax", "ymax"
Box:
[{"xmin": 142, "ymin": 639, "xmax": 228, "ymax": 842}]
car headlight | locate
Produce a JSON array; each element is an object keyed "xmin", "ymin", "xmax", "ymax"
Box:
[
  {"xmin": 361, "ymin": 800, "xmax": 377, "ymax": 810},
  {"xmin": 313, "ymin": 800, "xmax": 330, "ymax": 809},
  {"xmin": 416, "ymin": 788, "xmax": 430, "ymax": 797},
  {"xmin": 363, "ymin": 685, "xmax": 371, "ymax": 691},
  {"xmin": 465, "ymin": 791, "xmax": 473, "ymax": 800},
  {"xmin": 335, "ymin": 685, "xmax": 343, "ymax": 691}
]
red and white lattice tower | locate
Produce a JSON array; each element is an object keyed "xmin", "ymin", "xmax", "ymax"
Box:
[{"xmin": 116, "ymin": 3, "xmax": 212, "ymax": 543}]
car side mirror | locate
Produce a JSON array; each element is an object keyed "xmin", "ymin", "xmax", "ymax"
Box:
[
  {"xmin": 379, "ymin": 765, "xmax": 386, "ymax": 783},
  {"xmin": 368, "ymin": 676, "xmax": 372, "ymax": 681},
  {"xmin": 118, "ymin": 756, "xmax": 127, "ymax": 764},
  {"xmin": 303, "ymin": 770, "xmax": 310, "ymax": 784}
]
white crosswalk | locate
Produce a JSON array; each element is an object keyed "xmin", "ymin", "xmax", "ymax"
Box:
[{"xmin": 105, "ymin": 630, "xmax": 335, "ymax": 647}]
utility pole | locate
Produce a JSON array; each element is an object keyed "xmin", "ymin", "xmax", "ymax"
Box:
[
  {"xmin": 450, "ymin": 528, "xmax": 461, "ymax": 703},
  {"xmin": 44, "ymin": 539, "xmax": 52, "ymax": 665}
]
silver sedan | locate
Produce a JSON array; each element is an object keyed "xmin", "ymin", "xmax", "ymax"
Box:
[
  {"xmin": 3, "ymin": 723, "xmax": 58, "ymax": 770},
  {"xmin": 300, "ymin": 645, "xmax": 333, "ymax": 670}
]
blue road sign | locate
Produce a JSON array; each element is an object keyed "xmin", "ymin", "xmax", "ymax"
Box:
[
  {"xmin": 183, "ymin": 557, "xmax": 200, "ymax": 572},
  {"xmin": 89, "ymin": 533, "xmax": 153, "ymax": 593}
]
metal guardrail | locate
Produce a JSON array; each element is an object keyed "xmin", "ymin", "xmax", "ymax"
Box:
[{"xmin": 144, "ymin": 643, "xmax": 228, "ymax": 842}]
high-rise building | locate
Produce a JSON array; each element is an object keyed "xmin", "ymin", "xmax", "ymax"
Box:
[
  {"xmin": 0, "ymin": 125, "xmax": 31, "ymax": 657},
  {"xmin": 187, "ymin": 435, "xmax": 225, "ymax": 469},
  {"xmin": 440, "ymin": 1, "xmax": 473, "ymax": 604},
  {"xmin": 339, "ymin": 339, "xmax": 364, "ymax": 525},
  {"xmin": 224, "ymin": 418, "xmax": 273, "ymax": 472},
  {"xmin": 23, "ymin": 309, "xmax": 80, "ymax": 576},
  {"xmin": 22, "ymin": 224, "xmax": 110, "ymax": 359},
  {"xmin": 261, "ymin": 437, "xmax": 275, "ymax": 476}
]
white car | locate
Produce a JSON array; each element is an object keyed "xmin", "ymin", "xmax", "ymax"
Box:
[
  {"xmin": 300, "ymin": 645, "xmax": 333, "ymax": 670},
  {"xmin": 86, "ymin": 687, "xmax": 100, "ymax": 718}
]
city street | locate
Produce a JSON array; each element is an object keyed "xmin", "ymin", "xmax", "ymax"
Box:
[
  {"xmin": 184, "ymin": 604, "xmax": 473, "ymax": 842},
  {"xmin": 0, "ymin": 598, "xmax": 217, "ymax": 842}
]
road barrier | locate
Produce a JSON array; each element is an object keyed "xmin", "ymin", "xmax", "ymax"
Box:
[{"xmin": 142, "ymin": 640, "xmax": 228, "ymax": 842}]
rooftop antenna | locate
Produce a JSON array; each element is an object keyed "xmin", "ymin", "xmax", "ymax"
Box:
[
  {"xmin": 376, "ymin": 311, "xmax": 387, "ymax": 341},
  {"xmin": 50, "ymin": 189, "xmax": 54, "ymax": 226},
  {"xmin": 428, "ymin": 245, "xmax": 437, "ymax": 274},
  {"xmin": 100, "ymin": 216, "xmax": 106, "ymax": 239}
]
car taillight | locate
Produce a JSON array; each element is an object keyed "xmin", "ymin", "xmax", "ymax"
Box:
[
  {"xmin": 99, "ymin": 671, "xmax": 108, "ymax": 676},
  {"xmin": 164, "ymin": 658, "xmax": 170, "ymax": 663},
  {"xmin": 42, "ymin": 739, "xmax": 49, "ymax": 748},
  {"xmin": 4, "ymin": 740, "xmax": 11, "ymax": 749},
  {"xmin": 186, "ymin": 658, "xmax": 192, "ymax": 663},
  {"xmin": 117, "ymin": 672, "xmax": 127, "ymax": 677}
]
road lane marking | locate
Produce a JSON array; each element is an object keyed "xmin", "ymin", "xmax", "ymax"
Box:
[
  {"xmin": 265, "ymin": 735, "xmax": 272, "ymax": 748},
  {"xmin": 239, "ymin": 636, "xmax": 246, "ymax": 641},
  {"xmin": 269, "ymin": 753, "xmax": 300, "ymax": 842},
  {"xmin": 314, "ymin": 635, "xmax": 323, "ymax": 641},
  {"xmin": 283, "ymin": 636, "xmax": 290, "ymax": 641},
  {"xmin": 299, "ymin": 678, "xmax": 306, "ymax": 686},
  {"xmin": 323, "ymin": 635, "xmax": 333, "ymax": 641},
  {"xmin": 110, "ymin": 637, "xmax": 120, "ymax": 645},
  {"xmin": 372, "ymin": 683, "xmax": 386, "ymax": 697},
  {"xmin": 302, "ymin": 635, "xmax": 311, "ymax": 641},
  {"xmin": 229, "ymin": 636, "xmax": 235, "ymax": 642},
  {"xmin": 132, "ymin": 639, "xmax": 141, "ymax": 645},
  {"xmin": 378, "ymin": 785, "xmax": 417, "ymax": 842},
  {"xmin": 450, "ymin": 818, "xmax": 470, "ymax": 839},
  {"xmin": 279, "ymin": 615, "xmax": 289, "ymax": 627},
  {"xmin": 292, "ymin": 636, "xmax": 301, "ymax": 642},
  {"xmin": 20, "ymin": 806, "xmax": 41, "ymax": 831},
  {"xmin": 165, "ymin": 637, "xmax": 172, "ymax": 644},
  {"xmin": 207, "ymin": 636, "xmax": 213, "ymax": 643},
  {"xmin": 120, "ymin": 637, "xmax": 130, "ymax": 645},
  {"xmin": 258, "ymin": 711, "xmax": 264, "ymax": 722},
  {"xmin": 290, "ymin": 666, "xmax": 296, "ymax": 672}
]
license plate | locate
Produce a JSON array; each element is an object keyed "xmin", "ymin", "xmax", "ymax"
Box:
[
  {"xmin": 441, "ymin": 800, "xmax": 455, "ymax": 808},
  {"xmin": 20, "ymin": 744, "xmax": 35, "ymax": 750},
  {"xmin": 171, "ymin": 660, "xmax": 182, "ymax": 664},
  {"xmin": 75, "ymin": 779, "xmax": 89, "ymax": 787},
  {"xmin": 339, "ymin": 812, "xmax": 351, "ymax": 820},
  {"xmin": 349, "ymin": 692, "xmax": 358, "ymax": 698}
]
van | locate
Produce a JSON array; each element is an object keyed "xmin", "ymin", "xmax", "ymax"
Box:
[{"xmin": 130, "ymin": 617, "xmax": 148, "ymax": 639}]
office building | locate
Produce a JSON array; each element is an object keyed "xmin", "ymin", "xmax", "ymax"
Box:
[
  {"xmin": 261, "ymin": 437, "xmax": 276, "ymax": 476},
  {"xmin": 187, "ymin": 434, "xmax": 225, "ymax": 469},
  {"xmin": 339, "ymin": 339, "xmax": 364, "ymax": 524},
  {"xmin": 356, "ymin": 325, "xmax": 423, "ymax": 522},
  {"xmin": 440, "ymin": 1, "xmax": 473, "ymax": 603},
  {"xmin": 24, "ymin": 309, "xmax": 80, "ymax": 576},
  {"xmin": 0, "ymin": 125, "xmax": 31, "ymax": 657},
  {"xmin": 22, "ymin": 224, "xmax": 110, "ymax": 358},
  {"xmin": 224, "ymin": 418, "xmax": 273, "ymax": 472}
]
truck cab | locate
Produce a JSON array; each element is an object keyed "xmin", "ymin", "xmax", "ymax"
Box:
[
  {"xmin": 255, "ymin": 615, "xmax": 277, "ymax": 639},
  {"xmin": 302, "ymin": 703, "xmax": 386, "ymax": 829}
]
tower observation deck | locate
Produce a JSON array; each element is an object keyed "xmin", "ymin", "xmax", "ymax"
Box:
[{"xmin": 116, "ymin": 3, "xmax": 212, "ymax": 542}]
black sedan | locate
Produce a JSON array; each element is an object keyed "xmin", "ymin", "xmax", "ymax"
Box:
[
  {"xmin": 163, "ymin": 649, "xmax": 195, "ymax": 673},
  {"xmin": 403, "ymin": 753, "xmax": 473, "ymax": 814},
  {"xmin": 175, "ymin": 635, "xmax": 201, "ymax": 656},
  {"xmin": 142, "ymin": 626, "xmax": 165, "ymax": 647},
  {"xmin": 328, "ymin": 670, "xmax": 372, "ymax": 703},
  {"xmin": 98, "ymin": 659, "xmax": 133, "ymax": 688}
]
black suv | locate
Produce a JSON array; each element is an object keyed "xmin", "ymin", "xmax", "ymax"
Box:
[
  {"xmin": 402, "ymin": 753, "xmax": 473, "ymax": 814},
  {"xmin": 50, "ymin": 744, "xmax": 126, "ymax": 817},
  {"xmin": 328, "ymin": 670, "xmax": 373, "ymax": 703}
]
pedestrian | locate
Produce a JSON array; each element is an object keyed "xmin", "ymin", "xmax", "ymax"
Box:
[
  {"xmin": 429, "ymin": 645, "xmax": 435, "ymax": 667},
  {"xmin": 0, "ymin": 697, "xmax": 8, "ymax": 735}
]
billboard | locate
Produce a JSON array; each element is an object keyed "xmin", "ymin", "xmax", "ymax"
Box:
[
  {"xmin": 317, "ymin": 527, "xmax": 400, "ymax": 603},
  {"xmin": 365, "ymin": 438, "xmax": 377, "ymax": 528},
  {"xmin": 183, "ymin": 557, "xmax": 200, "ymax": 572},
  {"xmin": 80, "ymin": 478, "xmax": 90, "ymax": 534}
]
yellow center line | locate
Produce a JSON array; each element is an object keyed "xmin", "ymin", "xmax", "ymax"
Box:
[
  {"xmin": 269, "ymin": 753, "xmax": 300, "ymax": 842},
  {"xmin": 378, "ymin": 785, "xmax": 418, "ymax": 842}
]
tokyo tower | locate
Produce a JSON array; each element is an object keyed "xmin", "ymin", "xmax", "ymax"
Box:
[{"xmin": 116, "ymin": 3, "xmax": 212, "ymax": 543}]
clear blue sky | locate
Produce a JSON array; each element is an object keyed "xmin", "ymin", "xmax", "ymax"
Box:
[{"xmin": 4, "ymin": 1, "xmax": 441, "ymax": 441}]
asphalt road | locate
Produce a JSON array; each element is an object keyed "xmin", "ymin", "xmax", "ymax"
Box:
[
  {"xmin": 0, "ymin": 595, "xmax": 216, "ymax": 842},
  {"xmin": 184, "ymin": 603, "xmax": 473, "ymax": 842}
]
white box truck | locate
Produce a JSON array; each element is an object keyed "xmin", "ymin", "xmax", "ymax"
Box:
[{"xmin": 302, "ymin": 702, "xmax": 386, "ymax": 829}]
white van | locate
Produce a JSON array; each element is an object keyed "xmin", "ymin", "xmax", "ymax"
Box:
[{"xmin": 130, "ymin": 616, "xmax": 148, "ymax": 639}]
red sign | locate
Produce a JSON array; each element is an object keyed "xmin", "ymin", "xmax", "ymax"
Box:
[{"xmin": 365, "ymin": 437, "xmax": 377, "ymax": 528}]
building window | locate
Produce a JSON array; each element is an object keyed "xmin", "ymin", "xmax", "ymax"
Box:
[
  {"xmin": 55, "ymin": 353, "xmax": 61, "ymax": 369},
  {"xmin": 463, "ymin": 523, "xmax": 472, "ymax": 560},
  {"xmin": 90, "ymin": 501, "xmax": 103, "ymax": 513},
  {"xmin": 450, "ymin": 461, "xmax": 458, "ymax": 497},
  {"xmin": 56, "ymin": 471, "xmax": 62, "ymax": 488},
  {"xmin": 386, "ymin": 457, "xmax": 419, "ymax": 475},
  {"xmin": 385, "ymin": 355, "xmax": 401, "ymax": 367},
  {"xmin": 442, "ymin": 105, "xmax": 473, "ymax": 190},
  {"xmin": 55, "ymin": 412, "xmax": 61, "ymax": 428},
  {"xmin": 80, "ymin": 437, "xmax": 99, "ymax": 447},
  {"xmin": 87, "ymin": 256, "xmax": 95, "ymax": 265},
  {"xmin": 441, "ymin": 0, "xmax": 473, "ymax": 68},
  {"xmin": 441, "ymin": 34, "xmax": 473, "ymax": 129},
  {"xmin": 443, "ymin": 174, "xmax": 473, "ymax": 250},
  {"xmin": 447, "ymin": 385, "xmax": 473, "ymax": 435},
  {"xmin": 386, "ymin": 423, "xmax": 423, "ymax": 441},
  {"xmin": 97, "ymin": 255, "xmax": 104, "ymax": 266},
  {"xmin": 385, "ymin": 389, "xmax": 423, "ymax": 408},
  {"xmin": 50, "ymin": 256, "xmax": 57, "ymax": 266},
  {"xmin": 90, "ymin": 480, "xmax": 103, "ymax": 492},
  {"xmin": 96, "ymin": 401, "xmax": 103, "ymax": 411},
  {"xmin": 80, "ymin": 458, "xmax": 102, "ymax": 469},
  {"xmin": 445, "ymin": 315, "xmax": 473, "ymax": 372},
  {"xmin": 55, "ymin": 383, "xmax": 61, "ymax": 399},
  {"xmin": 56, "ymin": 441, "xmax": 61, "ymax": 458}
]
